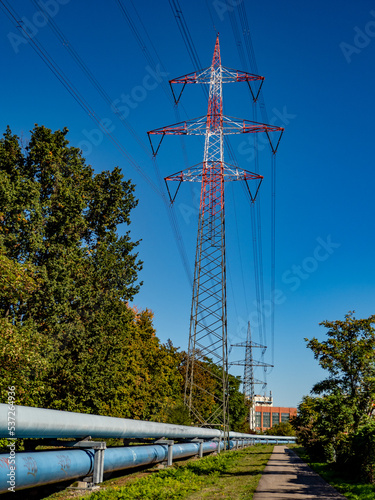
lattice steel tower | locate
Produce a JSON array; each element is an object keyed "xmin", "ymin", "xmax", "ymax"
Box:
[
  {"xmin": 231, "ymin": 322, "xmax": 271, "ymax": 430},
  {"xmin": 148, "ymin": 36, "xmax": 283, "ymax": 432}
]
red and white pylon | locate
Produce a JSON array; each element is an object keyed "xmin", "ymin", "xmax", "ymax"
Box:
[{"xmin": 148, "ymin": 36, "xmax": 283, "ymax": 434}]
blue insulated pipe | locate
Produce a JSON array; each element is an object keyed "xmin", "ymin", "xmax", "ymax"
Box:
[
  {"xmin": 0, "ymin": 440, "xmax": 224, "ymax": 493},
  {"xmin": 0, "ymin": 404, "xmax": 295, "ymax": 442},
  {"xmin": 0, "ymin": 404, "xmax": 221, "ymax": 440},
  {"xmin": 0, "ymin": 403, "xmax": 294, "ymax": 493},
  {"xmin": 229, "ymin": 431, "xmax": 296, "ymax": 443}
]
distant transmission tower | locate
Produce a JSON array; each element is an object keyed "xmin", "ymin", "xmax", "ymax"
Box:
[
  {"xmin": 231, "ymin": 322, "xmax": 271, "ymax": 430},
  {"xmin": 148, "ymin": 36, "xmax": 283, "ymax": 434}
]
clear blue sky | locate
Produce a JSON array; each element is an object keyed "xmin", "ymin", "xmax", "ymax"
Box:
[{"xmin": 1, "ymin": 0, "xmax": 374, "ymax": 408}]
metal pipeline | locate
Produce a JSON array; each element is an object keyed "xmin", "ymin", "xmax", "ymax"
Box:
[
  {"xmin": 0, "ymin": 440, "xmax": 225, "ymax": 493},
  {"xmin": 0, "ymin": 404, "xmax": 295, "ymax": 442},
  {"xmin": 0, "ymin": 404, "xmax": 294, "ymax": 493},
  {"xmin": 0, "ymin": 404, "xmax": 222, "ymax": 440},
  {"xmin": 229, "ymin": 431, "xmax": 296, "ymax": 443}
]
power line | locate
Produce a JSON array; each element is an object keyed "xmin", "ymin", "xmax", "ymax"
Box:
[
  {"xmin": 226, "ymin": 2, "xmax": 268, "ymax": 351},
  {"xmin": 0, "ymin": 0, "xmax": 161, "ymax": 196},
  {"xmin": 2, "ymin": 0, "xmax": 194, "ymax": 285},
  {"xmin": 227, "ymin": 0, "xmax": 278, "ymax": 368},
  {"xmin": 114, "ymin": 0, "xmax": 193, "ymax": 284},
  {"xmin": 168, "ymin": 0, "xmax": 203, "ymax": 73},
  {"xmin": 204, "ymin": 0, "xmax": 218, "ymax": 34}
]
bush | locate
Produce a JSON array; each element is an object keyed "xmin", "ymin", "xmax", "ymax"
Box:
[
  {"xmin": 265, "ymin": 422, "xmax": 295, "ymax": 436},
  {"xmin": 350, "ymin": 421, "xmax": 375, "ymax": 483}
]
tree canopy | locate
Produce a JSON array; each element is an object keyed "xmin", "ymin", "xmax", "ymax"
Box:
[
  {"xmin": 0, "ymin": 125, "xmax": 155, "ymax": 415},
  {"xmin": 293, "ymin": 312, "xmax": 375, "ymax": 480},
  {"xmin": 306, "ymin": 312, "xmax": 375, "ymax": 429}
]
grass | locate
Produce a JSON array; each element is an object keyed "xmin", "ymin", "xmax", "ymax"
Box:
[
  {"xmin": 79, "ymin": 444, "xmax": 274, "ymax": 500},
  {"xmin": 293, "ymin": 446, "xmax": 375, "ymax": 500}
]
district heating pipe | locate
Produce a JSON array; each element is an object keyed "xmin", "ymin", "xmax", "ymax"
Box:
[
  {"xmin": 229, "ymin": 431, "xmax": 296, "ymax": 443},
  {"xmin": 0, "ymin": 403, "xmax": 291, "ymax": 493},
  {"xmin": 0, "ymin": 404, "xmax": 222, "ymax": 440},
  {"xmin": 0, "ymin": 404, "xmax": 295, "ymax": 442},
  {"xmin": 0, "ymin": 440, "xmax": 226, "ymax": 493}
]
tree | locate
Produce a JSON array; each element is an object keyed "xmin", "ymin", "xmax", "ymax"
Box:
[
  {"xmin": 0, "ymin": 125, "xmax": 144, "ymax": 412},
  {"xmin": 0, "ymin": 249, "xmax": 40, "ymax": 310},
  {"xmin": 177, "ymin": 353, "xmax": 219, "ymax": 424},
  {"xmin": 265, "ymin": 421, "xmax": 295, "ymax": 437},
  {"xmin": 227, "ymin": 373, "xmax": 249, "ymax": 432},
  {"xmin": 293, "ymin": 312, "xmax": 375, "ymax": 469},
  {"xmin": 293, "ymin": 394, "xmax": 354, "ymax": 461},
  {"xmin": 0, "ymin": 249, "xmax": 51, "ymax": 406},
  {"xmin": 0, "ymin": 124, "xmax": 142, "ymax": 315},
  {"xmin": 306, "ymin": 312, "xmax": 375, "ymax": 430},
  {"xmin": 177, "ymin": 353, "xmax": 248, "ymax": 430}
]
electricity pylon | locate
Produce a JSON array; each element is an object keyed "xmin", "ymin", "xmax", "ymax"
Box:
[
  {"xmin": 231, "ymin": 322, "xmax": 271, "ymax": 430},
  {"xmin": 148, "ymin": 36, "xmax": 283, "ymax": 435}
]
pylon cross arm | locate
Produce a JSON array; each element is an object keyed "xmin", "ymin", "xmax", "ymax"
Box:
[
  {"xmin": 221, "ymin": 66, "xmax": 264, "ymax": 83},
  {"xmin": 231, "ymin": 341, "xmax": 267, "ymax": 349},
  {"xmin": 169, "ymin": 66, "xmax": 265, "ymax": 104},
  {"xmin": 230, "ymin": 359, "xmax": 273, "ymax": 369},
  {"xmin": 148, "ymin": 116, "xmax": 283, "ymax": 156},
  {"xmin": 170, "ymin": 67, "xmax": 211, "ymax": 85},
  {"xmin": 164, "ymin": 163, "xmax": 263, "ymax": 204}
]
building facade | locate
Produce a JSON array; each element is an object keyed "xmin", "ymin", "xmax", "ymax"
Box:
[
  {"xmin": 254, "ymin": 405, "xmax": 297, "ymax": 432},
  {"xmin": 248, "ymin": 393, "xmax": 296, "ymax": 432}
]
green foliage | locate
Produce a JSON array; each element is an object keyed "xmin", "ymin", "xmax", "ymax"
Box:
[
  {"xmin": 165, "ymin": 402, "xmax": 192, "ymax": 426},
  {"xmin": 86, "ymin": 448, "xmax": 257, "ymax": 500},
  {"xmin": 294, "ymin": 446, "xmax": 375, "ymax": 500},
  {"xmin": 265, "ymin": 421, "xmax": 295, "ymax": 436},
  {"xmin": 306, "ymin": 311, "xmax": 375, "ymax": 430},
  {"xmin": 0, "ymin": 124, "xmax": 142, "ymax": 316},
  {"xmin": 293, "ymin": 393, "xmax": 354, "ymax": 462},
  {"xmin": 176, "ymin": 353, "xmax": 248, "ymax": 430},
  {"xmin": 89, "ymin": 468, "xmax": 207, "ymax": 500},
  {"xmin": 0, "ymin": 125, "xmax": 184, "ymax": 419},
  {"xmin": 293, "ymin": 312, "xmax": 375, "ymax": 483},
  {"xmin": 227, "ymin": 374, "xmax": 249, "ymax": 432},
  {"xmin": 92, "ymin": 311, "xmax": 183, "ymax": 421},
  {"xmin": 0, "ymin": 317, "xmax": 52, "ymax": 407},
  {"xmin": 0, "ymin": 246, "xmax": 49, "ymax": 407},
  {"xmin": 86, "ymin": 456, "xmax": 226, "ymax": 500},
  {"xmin": 0, "ymin": 250, "xmax": 40, "ymax": 307},
  {"xmin": 344, "ymin": 420, "xmax": 375, "ymax": 483},
  {"xmin": 292, "ymin": 396, "xmax": 324, "ymax": 460},
  {"xmin": 177, "ymin": 353, "xmax": 218, "ymax": 424}
]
